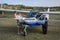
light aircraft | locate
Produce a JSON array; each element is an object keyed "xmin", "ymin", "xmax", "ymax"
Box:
[{"xmin": 0, "ymin": 8, "xmax": 60, "ymax": 36}]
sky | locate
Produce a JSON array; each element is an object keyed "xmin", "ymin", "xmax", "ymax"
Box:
[{"xmin": 0, "ymin": 0, "xmax": 60, "ymax": 7}]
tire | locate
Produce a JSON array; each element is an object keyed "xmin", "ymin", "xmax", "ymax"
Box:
[
  {"xmin": 23, "ymin": 31, "xmax": 27, "ymax": 36},
  {"xmin": 23, "ymin": 26, "xmax": 27, "ymax": 36}
]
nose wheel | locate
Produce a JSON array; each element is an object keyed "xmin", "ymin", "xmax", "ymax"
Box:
[{"xmin": 23, "ymin": 25, "xmax": 28, "ymax": 36}]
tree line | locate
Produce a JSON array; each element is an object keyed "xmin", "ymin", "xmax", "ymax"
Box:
[{"xmin": 0, "ymin": 3, "xmax": 60, "ymax": 11}]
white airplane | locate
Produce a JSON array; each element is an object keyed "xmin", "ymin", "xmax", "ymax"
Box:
[{"xmin": 0, "ymin": 8, "xmax": 60, "ymax": 36}]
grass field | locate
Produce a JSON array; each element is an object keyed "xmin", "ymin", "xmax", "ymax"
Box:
[{"xmin": 0, "ymin": 14, "xmax": 60, "ymax": 40}]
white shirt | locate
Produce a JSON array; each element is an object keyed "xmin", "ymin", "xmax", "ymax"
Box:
[{"xmin": 14, "ymin": 14, "xmax": 23, "ymax": 21}]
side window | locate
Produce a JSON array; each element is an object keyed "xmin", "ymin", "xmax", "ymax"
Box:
[{"xmin": 35, "ymin": 14, "xmax": 41, "ymax": 19}]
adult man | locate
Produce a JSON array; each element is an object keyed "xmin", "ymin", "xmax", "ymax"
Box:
[{"xmin": 39, "ymin": 14, "xmax": 49, "ymax": 34}]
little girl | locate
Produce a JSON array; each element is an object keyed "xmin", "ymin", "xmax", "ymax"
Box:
[{"xmin": 14, "ymin": 12, "xmax": 23, "ymax": 34}]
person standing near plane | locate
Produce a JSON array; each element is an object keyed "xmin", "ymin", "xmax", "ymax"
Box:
[
  {"xmin": 38, "ymin": 14, "xmax": 49, "ymax": 34},
  {"xmin": 42, "ymin": 14, "xmax": 49, "ymax": 34},
  {"xmin": 14, "ymin": 12, "xmax": 23, "ymax": 34}
]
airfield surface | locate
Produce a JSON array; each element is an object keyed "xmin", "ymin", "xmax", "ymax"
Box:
[{"xmin": 0, "ymin": 14, "xmax": 60, "ymax": 40}]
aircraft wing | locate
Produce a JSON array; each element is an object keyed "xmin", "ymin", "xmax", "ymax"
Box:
[
  {"xmin": 0, "ymin": 8, "xmax": 60, "ymax": 14},
  {"xmin": 39, "ymin": 11, "xmax": 60, "ymax": 14},
  {"xmin": 0, "ymin": 8, "xmax": 30, "ymax": 13}
]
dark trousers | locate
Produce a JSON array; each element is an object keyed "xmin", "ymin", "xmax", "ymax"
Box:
[{"xmin": 42, "ymin": 22, "xmax": 48, "ymax": 34}]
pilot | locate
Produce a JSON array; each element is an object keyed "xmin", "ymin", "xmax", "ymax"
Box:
[
  {"xmin": 38, "ymin": 14, "xmax": 48, "ymax": 34},
  {"xmin": 14, "ymin": 12, "xmax": 23, "ymax": 34}
]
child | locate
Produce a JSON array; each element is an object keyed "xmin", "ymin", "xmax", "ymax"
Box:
[{"xmin": 14, "ymin": 12, "xmax": 23, "ymax": 34}]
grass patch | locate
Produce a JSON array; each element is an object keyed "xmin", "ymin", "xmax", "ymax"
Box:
[{"xmin": 0, "ymin": 18, "xmax": 60, "ymax": 40}]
